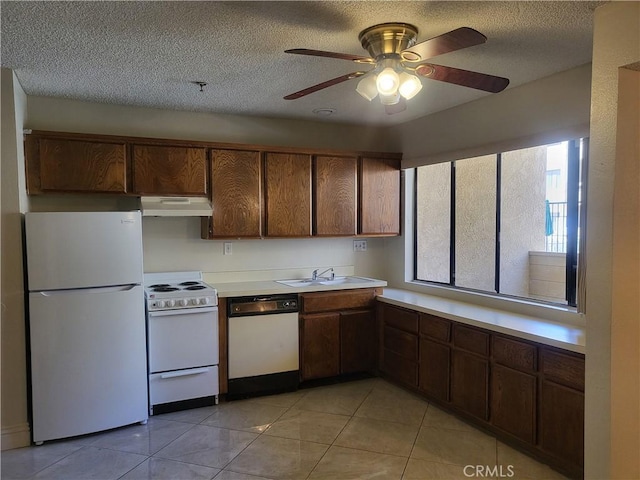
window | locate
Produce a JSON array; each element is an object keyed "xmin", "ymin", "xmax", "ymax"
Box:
[{"xmin": 415, "ymin": 139, "xmax": 586, "ymax": 307}]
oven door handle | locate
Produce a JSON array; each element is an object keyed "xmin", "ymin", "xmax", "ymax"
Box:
[
  {"xmin": 160, "ymin": 367, "xmax": 210, "ymax": 379},
  {"xmin": 149, "ymin": 306, "xmax": 217, "ymax": 317}
]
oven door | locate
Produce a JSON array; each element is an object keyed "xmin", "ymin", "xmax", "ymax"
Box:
[{"xmin": 148, "ymin": 306, "xmax": 218, "ymax": 373}]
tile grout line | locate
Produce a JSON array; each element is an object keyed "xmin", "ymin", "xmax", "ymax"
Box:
[
  {"xmin": 303, "ymin": 380, "xmax": 378, "ymax": 479},
  {"xmin": 400, "ymin": 398, "xmax": 431, "ymax": 479}
]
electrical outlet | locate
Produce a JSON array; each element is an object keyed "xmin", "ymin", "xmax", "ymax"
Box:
[
  {"xmin": 353, "ymin": 240, "xmax": 367, "ymax": 252},
  {"xmin": 223, "ymin": 242, "xmax": 232, "ymax": 255}
]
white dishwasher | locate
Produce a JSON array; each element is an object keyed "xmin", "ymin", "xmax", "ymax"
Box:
[{"xmin": 227, "ymin": 294, "xmax": 299, "ymax": 399}]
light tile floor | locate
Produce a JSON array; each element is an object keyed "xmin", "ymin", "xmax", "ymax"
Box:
[{"xmin": 1, "ymin": 378, "xmax": 569, "ymax": 479}]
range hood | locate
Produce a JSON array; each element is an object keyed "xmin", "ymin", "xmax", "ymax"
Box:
[{"xmin": 140, "ymin": 196, "xmax": 213, "ymax": 217}]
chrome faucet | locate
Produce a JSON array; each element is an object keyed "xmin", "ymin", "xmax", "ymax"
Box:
[{"xmin": 312, "ymin": 267, "xmax": 335, "ymax": 281}]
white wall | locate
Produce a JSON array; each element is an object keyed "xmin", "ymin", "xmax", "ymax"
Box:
[
  {"xmin": 610, "ymin": 65, "xmax": 639, "ymax": 480},
  {"xmin": 26, "ymin": 96, "xmax": 393, "ymax": 153},
  {"xmin": 586, "ymin": 3, "xmax": 640, "ymax": 479},
  {"xmin": 391, "ymin": 63, "xmax": 592, "ymax": 168},
  {"xmin": 1, "ymin": 68, "xmax": 30, "ymax": 449}
]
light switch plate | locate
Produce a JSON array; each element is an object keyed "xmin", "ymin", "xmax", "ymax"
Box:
[
  {"xmin": 353, "ymin": 240, "xmax": 367, "ymax": 252},
  {"xmin": 224, "ymin": 242, "xmax": 232, "ymax": 255}
]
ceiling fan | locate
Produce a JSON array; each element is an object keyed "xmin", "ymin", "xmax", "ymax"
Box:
[{"xmin": 284, "ymin": 23, "xmax": 510, "ymax": 114}]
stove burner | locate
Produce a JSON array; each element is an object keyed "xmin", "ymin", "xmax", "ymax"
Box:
[
  {"xmin": 179, "ymin": 281, "xmax": 200, "ymax": 286},
  {"xmin": 149, "ymin": 284, "xmax": 170, "ymax": 288},
  {"xmin": 152, "ymin": 287, "xmax": 180, "ymax": 292},
  {"xmin": 185, "ymin": 285, "xmax": 206, "ymax": 291}
]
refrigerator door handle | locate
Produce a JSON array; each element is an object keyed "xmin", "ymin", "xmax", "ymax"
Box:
[
  {"xmin": 37, "ymin": 284, "xmax": 140, "ymax": 296},
  {"xmin": 160, "ymin": 367, "xmax": 210, "ymax": 379}
]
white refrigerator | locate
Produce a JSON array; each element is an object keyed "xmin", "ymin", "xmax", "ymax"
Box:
[{"xmin": 26, "ymin": 211, "xmax": 148, "ymax": 444}]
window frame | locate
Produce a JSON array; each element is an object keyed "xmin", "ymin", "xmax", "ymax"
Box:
[{"xmin": 413, "ymin": 138, "xmax": 585, "ymax": 309}]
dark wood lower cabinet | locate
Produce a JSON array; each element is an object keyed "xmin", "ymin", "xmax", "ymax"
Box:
[
  {"xmin": 340, "ymin": 310, "xmax": 376, "ymax": 374},
  {"xmin": 419, "ymin": 337, "xmax": 450, "ymax": 402},
  {"xmin": 377, "ymin": 300, "xmax": 585, "ymax": 479},
  {"xmin": 539, "ymin": 380, "xmax": 585, "ymax": 469},
  {"xmin": 490, "ymin": 363, "xmax": 536, "ymax": 443},
  {"xmin": 451, "ymin": 349, "xmax": 489, "ymax": 420},
  {"xmin": 300, "ymin": 313, "xmax": 340, "ymax": 380},
  {"xmin": 300, "ymin": 289, "xmax": 380, "ymax": 382}
]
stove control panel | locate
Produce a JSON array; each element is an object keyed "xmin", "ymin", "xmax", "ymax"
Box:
[{"xmin": 147, "ymin": 295, "xmax": 217, "ymax": 311}]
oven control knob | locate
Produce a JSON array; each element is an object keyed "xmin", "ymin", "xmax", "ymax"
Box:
[
  {"xmin": 157, "ymin": 300, "xmax": 165, "ymax": 308},
  {"xmin": 200, "ymin": 297, "xmax": 210, "ymax": 305},
  {"xmin": 190, "ymin": 298, "xmax": 199, "ymax": 305},
  {"xmin": 166, "ymin": 299, "xmax": 175, "ymax": 307},
  {"xmin": 179, "ymin": 298, "xmax": 188, "ymax": 306}
]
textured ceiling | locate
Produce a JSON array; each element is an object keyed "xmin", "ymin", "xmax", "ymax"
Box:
[{"xmin": 1, "ymin": 1, "xmax": 603, "ymax": 126}]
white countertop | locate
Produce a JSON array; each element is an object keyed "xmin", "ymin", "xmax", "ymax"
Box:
[
  {"xmin": 378, "ymin": 288, "xmax": 585, "ymax": 354},
  {"xmin": 212, "ymin": 277, "xmax": 387, "ymax": 298}
]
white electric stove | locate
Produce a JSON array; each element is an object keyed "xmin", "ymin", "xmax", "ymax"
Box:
[{"xmin": 143, "ymin": 271, "xmax": 219, "ymax": 414}]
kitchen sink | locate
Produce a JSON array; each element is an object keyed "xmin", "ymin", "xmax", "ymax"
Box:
[{"xmin": 276, "ymin": 276, "xmax": 375, "ymax": 287}]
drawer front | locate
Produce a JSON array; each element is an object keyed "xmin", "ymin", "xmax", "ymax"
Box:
[
  {"xmin": 383, "ymin": 304, "xmax": 419, "ymax": 334},
  {"xmin": 453, "ymin": 324, "xmax": 490, "ymax": 356},
  {"xmin": 301, "ymin": 289, "xmax": 377, "ymax": 314},
  {"xmin": 542, "ymin": 349, "xmax": 585, "ymax": 391},
  {"xmin": 493, "ymin": 335, "xmax": 537, "ymax": 372},
  {"xmin": 420, "ymin": 313, "xmax": 451, "ymax": 342},
  {"xmin": 382, "ymin": 349, "xmax": 418, "ymax": 387},
  {"xmin": 384, "ymin": 326, "xmax": 418, "ymax": 361},
  {"xmin": 150, "ymin": 366, "xmax": 219, "ymax": 408}
]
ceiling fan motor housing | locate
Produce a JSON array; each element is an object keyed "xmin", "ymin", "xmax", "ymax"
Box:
[{"xmin": 358, "ymin": 23, "xmax": 419, "ymax": 59}]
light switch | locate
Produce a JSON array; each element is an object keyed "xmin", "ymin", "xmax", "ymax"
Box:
[{"xmin": 224, "ymin": 242, "xmax": 233, "ymax": 255}]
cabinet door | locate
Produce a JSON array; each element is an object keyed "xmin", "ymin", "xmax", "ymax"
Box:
[
  {"xmin": 381, "ymin": 326, "xmax": 418, "ymax": 387},
  {"xmin": 491, "ymin": 364, "xmax": 536, "ymax": 443},
  {"xmin": 314, "ymin": 156, "xmax": 357, "ymax": 236},
  {"xmin": 340, "ymin": 309, "xmax": 376, "ymax": 374},
  {"xmin": 451, "ymin": 349, "xmax": 489, "ymax": 420},
  {"xmin": 132, "ymin": 145, "xmax": 207, "ymax": 195},
  {"xmin": 419, "ymin": 337, "xmax": 450, "ymax": 402},
  {"xmin": 300, "ymin": 313, "xmax": 340, "ymax": 381},
  {"xmin": 210, "ymin": 149, "xmax": 262, "ymax": 238},
  {"xmin": 31, "ymin": 137, "xmax": 127, "ymax": 193},
  {"xmin": 539, "ymin": 380, "xmax": 584, "ymax": 468},
  {"xmin": 265, "ymin": 153, "xmax": 312, "ymax": 237},
  {"xmin": 359, "ymin": 157, "xmax": 400, "ymax": 235}
]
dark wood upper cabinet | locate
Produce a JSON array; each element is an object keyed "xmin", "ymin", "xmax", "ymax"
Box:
[
  {"xmin": 359, "ymin": 157, "xmax": 401, "ymax": 235},
  {"xmin": 27, "ymin": 136, "xmax": 127, "ymax": 194},
  {"xmin": 314, "ymin": 155, "xmax": 357, "ymax": 236},
  {"xmin": 265, "ymin": 152, "xmax": 312, "ymax": 237},
  {"xmin": 209, "ymin": 149, "xmax": 262, "ymax": 238},
  {"xmin": 132, "ymin": 145, "xmax": 207, "ymax": 196},
  {"xmin": 24, "ymin": 131, "xmax": 401, "ymax": 238}
]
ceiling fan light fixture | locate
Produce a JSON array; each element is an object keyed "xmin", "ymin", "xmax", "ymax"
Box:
[
  {"xmin": 376, "ymin": 67, "xmax": 400, "ymax": 96},
  {"xmin": 356, "ymin": 75, "xmax": 378, "ymax": 101},
  {"xmin": 379, "ymin": 91, "xmax": 401, "ymax": 106},
  {"xmin": 398, "ymin": 71, "xmax": 422, "ymax": 100}
]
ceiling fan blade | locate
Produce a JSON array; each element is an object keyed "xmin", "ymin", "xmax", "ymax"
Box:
[
  {"xmin": 284, "ymin": 71, "xmax": 368, "ymax": 100},
  {"xmin": 384, "ymin": 98, "xmax": 407, "ymax": 115},
  {"xmin": 402, "ymin": 27, "xmax": 487, "ymax": 62},
  {"xmin": 285, "ymin": 48, "xmax": 374, "ymax": 63},
  {"xmin": 415, "ymin": 63, "xmax": 509, "ymax": 93}
]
